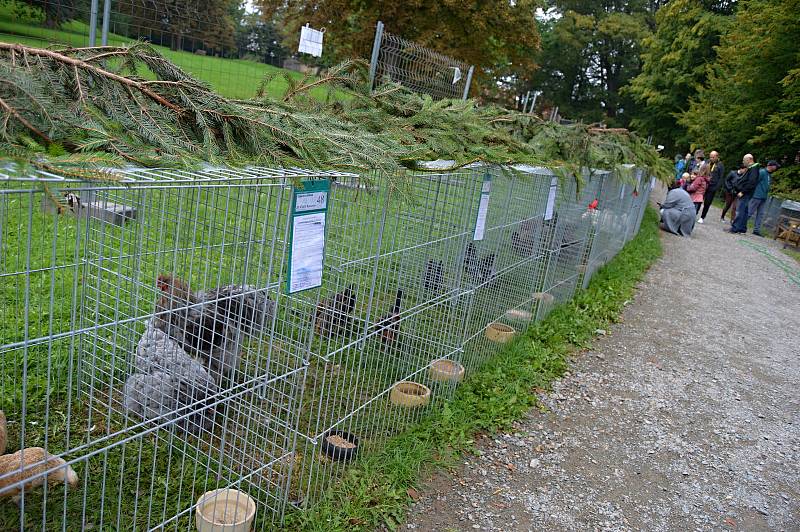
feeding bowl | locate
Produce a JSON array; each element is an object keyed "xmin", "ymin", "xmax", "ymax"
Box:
[
  {"xmin": 504, "ymin": 308, "xmax": 533, "ymax": 322},
  {"xmin": 195, "ymin": 489, "xmax": 256, "ymax": 532},
  {"xmin": 390, "ymin": 381, "xmax": 431, "ymax": 407},
  {"xmin": 320, "ymin": 430, "xmax": 359, "ymax": 462},
  {"xmin": 429, "ymin": 359, "xmax": 466, "ymax": 383},
  {"xmin": 485, "ymin": 322, "xmax": 516, "ymax": 343}
]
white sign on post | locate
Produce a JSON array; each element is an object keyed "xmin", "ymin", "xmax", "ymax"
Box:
[
  {"xmin": 298, "ymin": 24, "xmax": 324, "ymax": 57},
  {"xmin": 473, "ymin": 174, "xmax": 492, "ymax": 241},
  {"xmin": 544, "ymin": 176, "xmax": 558, "ymax": 221}
]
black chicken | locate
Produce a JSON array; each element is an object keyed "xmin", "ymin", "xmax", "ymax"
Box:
[
  {"xmin": 314, "ymin": 285, "xmax": 356, "ymax": 338},
  {"xmin": 511, "ymin": 219, "xmax": 537, "ymax": 256},
  {"xmin": 422, "ymin": 260, "xmax": 445, "ymax": 294},
  {"xmin": 463, "ymin": 242, "xmax": 496, "ymax": 284},
  {"xmin": 373, "ymin": 289, "xmax": 404, "ymax": 345}
]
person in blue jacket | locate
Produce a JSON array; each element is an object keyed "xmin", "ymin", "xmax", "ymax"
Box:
[
  {"xmin": 674, "ymin": 153, "xmax": 686, "ymax": 181},
  {"xmin": 748, "ymin": 160, "xmax": 778, "ymax": 236}
]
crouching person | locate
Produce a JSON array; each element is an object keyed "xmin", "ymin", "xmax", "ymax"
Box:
[{"xmin": 659, "ymin": 181, "xmax": 696, "ymax": 236}]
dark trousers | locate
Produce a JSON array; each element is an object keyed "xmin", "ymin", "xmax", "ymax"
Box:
[
  {"xmin": 731, "ymin": 193, "xmax": 753, "ymax": 232},
  {"xmin": 721, "ymin": 192, "xmax": 737, "ymax": 221},
  {"xmin": 700, "ymin": 188, "xmax": 718, "ymax": 220},
  {"xmin": 694, "ymin": 202, "xmax": 702, "ymax": 214}
]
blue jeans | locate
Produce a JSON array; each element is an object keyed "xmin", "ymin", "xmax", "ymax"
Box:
[
  {"xmin": 748, "ymin": 197, "xmax": 767, "ymax": 233},
  {"xmin": 731, "ymin": 193, "xmax": 752, "ymax": 232}
]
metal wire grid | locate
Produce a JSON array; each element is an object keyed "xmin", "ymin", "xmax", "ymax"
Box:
[
  {"xmin": 288, "ymin": 168, "xmax": 482, "ymax": 504},
  {"xmin": 0, "ymin": 167, "xmax": 353, "ymax": 530},
  {"xmin": 0, "ymin": 164, "xmax": 652, "ymax": 528},
  {"xmin": 372, "ymin": 29, "xmax": 474, "ymax": 100}
]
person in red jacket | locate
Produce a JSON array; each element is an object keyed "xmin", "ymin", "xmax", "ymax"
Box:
[{"xmin": 687, "ymin": 162, "xmax": 710, "ymax": 216}]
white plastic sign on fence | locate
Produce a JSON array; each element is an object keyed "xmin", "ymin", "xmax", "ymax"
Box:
[
  {"xmin": 287, "ymin": 179, "xmax": 329, "ymax": 293},
  {"xmin": 544, "ymin": 176, "xmax": 558, "ymax": 221},
  {"xmin": 473, "ymin": 173, "xmax": 492, "ymax": 240},
  {"xmin": 298, "ymin": 24, "xmax": 324, "ymax": 57}
]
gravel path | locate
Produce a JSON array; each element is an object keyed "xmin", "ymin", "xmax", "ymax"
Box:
[{"xmin": 402, "ymin": 205, "xmax": 800, "ymax": 532}]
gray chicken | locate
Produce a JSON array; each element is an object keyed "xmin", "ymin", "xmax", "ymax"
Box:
[
  {"xmin": 123, "ymin": 324, "xmax": 219, "ymax": 433},
  {"xmin": 124, "ymin": 275, "xmax": 276, "ymax": 433}
]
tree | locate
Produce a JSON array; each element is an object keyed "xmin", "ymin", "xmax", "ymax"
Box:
[
  {"xmin": 528, "ymin": 0, "xmax": 652, "ymax": 126},
  {"xmin": 22, "ymin": 0, "xmax": 75, "ymax": 29},
  {"xmin": 681, "ymin": 0, "xmax": 800, "ymax": 198},
  {"xmin": 235, "ymin": 13, "xmax": 287, "ymax": 65},
  {"xmin": 256, "ymin": 0, "xmax": 540, "ymax": 97},
  {"xmin": 625, "ymin": 0, "xmax": 733, "ymax": 154},
  {"xmin": 120, "ymin": 0, "xmax": 236, "ymax": 53}
]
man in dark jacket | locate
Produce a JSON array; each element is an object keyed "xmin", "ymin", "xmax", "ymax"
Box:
[
  {"xmin": 699, "ymin": 150, "xmax": 725, "ymax": 223},
  {"xmin": 728, "ymin": 153, "xmax": 761, "ymax": 233},
  {"xmin": 721, "ymin": 165, "xmax": 745, "ymax": 222}
]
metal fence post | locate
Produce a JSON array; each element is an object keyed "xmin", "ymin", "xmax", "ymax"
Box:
[
  {"xmin": 368, "ymin": 20, "xmax": 385, "ymax": 90},
  {"xmin": 528, "ymin": 92, "xmax": 538, "ymax": 114},
  {"xmin": 462, "ymin": 65, "xmax": 474, "ymax": 100},
  {"xmin": 101, "ymin": 0, "xmax": 112, "ymax": 45},
  {"xmin": 88, "ymin": 0, "xmax": 99, "ymax": 45}
]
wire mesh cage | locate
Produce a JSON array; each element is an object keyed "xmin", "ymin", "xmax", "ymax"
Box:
[
  {"xmin": 0, "ymin": 166, "xmax": 353, "ymax": 530},
  {"xmin": 0, "ymin": 163, "xmax": 653, "ymax": 528},
  {"xmin": 369, "ymin": 22, "xmax": 474, "ymax": 100}
]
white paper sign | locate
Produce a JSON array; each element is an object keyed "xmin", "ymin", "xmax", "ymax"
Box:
[
  {"xmin": 298, "ymin": 25, "xmax": 324, "ymax": 57},
  {"xmin": 296, "ymin": 191, "xmax": 328, "ymax": 212},
  {"xmin": 289, "ymin": 212, "xmax": 326, "ymax": 293},
  {"xmin": 452, "ymin": 67, "xmax": 462, "ymax": 85},
  {"xmin": 544, "ymin": 176, "xmax": 558, "ymax": 221},
  {"xmin": 473, "ymin": 194, "xmax": 490, "ymax": 241}
]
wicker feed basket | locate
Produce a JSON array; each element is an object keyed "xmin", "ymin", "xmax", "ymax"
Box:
[
  {"xmin": 429, "ymin": 359, "xmax": 466, "ymax": 383},
  {"xmin": 389, "ymin": 381, "xmax": 431, "ymax": 407},
  {"xmin": 532, "ymin": 292, "xmax": 555, "ymax": 304},
  {"xmin": 485, "ymin": 322, "xmax": 515, "ymax": 343}
]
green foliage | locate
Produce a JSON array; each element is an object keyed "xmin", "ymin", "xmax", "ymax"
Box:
[
  {"xmin": 286, "ymin": 206, "xmax": 663, "ymax": 531},
  {"xmin": 681, "ymin": 0, "xmax": 800, "ymax": 197},
  {"xmin": 257, "ymin": 0, "xmax": 541, "ymax": 97},
  {"xmin": 0, "ymin": 42, "xmax": 672, "ymax": 186},
  {"xmin": 626, "ymin": 0, "xmax": 732, "ymax": 153},
  {"xmin": 530, "ymin": 1, "xmax": 653, "ymax": 126}
]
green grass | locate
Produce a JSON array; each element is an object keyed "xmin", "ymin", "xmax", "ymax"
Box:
[
  {"xmin": 286, "ymin": 206, "xmax": 663, "ymax": 531},
  {"xmin": 0, "ymin": 2, "xmax": 325, "ymax": 100},
  {"xmin": 782, "ymin": 247, "xmax": 800, "ymax": 264}
]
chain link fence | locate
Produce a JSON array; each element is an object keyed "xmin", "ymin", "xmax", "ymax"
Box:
[{"xmin": 0, "ymin": 162, "xmax": 652, "ymax": 528}]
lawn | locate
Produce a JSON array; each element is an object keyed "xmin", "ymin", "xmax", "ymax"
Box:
[{"xmin": 0, "ymin": 2, "xmax": 327, "ymax": 101}]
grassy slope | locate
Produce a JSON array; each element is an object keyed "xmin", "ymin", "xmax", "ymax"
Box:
[
  {"xmin": 288, "ymin": 206, "xmax": 663, "ymax": 531},
  {"xmin": 0, "ymin": 8, "xmax": 322, "ymax": 100}
]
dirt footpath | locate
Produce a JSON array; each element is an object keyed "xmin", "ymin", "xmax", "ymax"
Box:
[{"xmin": 402, "ymin": 209, "xmax": 800, "ymax": 532}]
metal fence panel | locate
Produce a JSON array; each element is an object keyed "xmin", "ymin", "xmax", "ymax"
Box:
[
  {"xmin": 368, "ymin": 21, "xmax": 474, "ymax": 100},
  {"xmin": 0, "ymin": 163, "xmax": 652, "ymax": 528}
]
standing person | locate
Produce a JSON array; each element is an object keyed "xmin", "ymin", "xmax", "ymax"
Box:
[
  {"xmin": 748, "ymin": 160, "xmax": 778, "ymax": 236},
  {"xmin": 721, "ymin": 165, "xmax": 746, "ymax": 223},
  {"xmin": 687, "ymin": 149, "xmax": 704, "ymax": 174},
  {"xmin": 699, "ymin": 150, "xmax": 725, "ymax": 223},
  {"xmin": 674, "ymin": 153, "xmax": 686, "ymax": 181},
  {"xmin": 687, "ymin": 159, "xmax": 709, "ymax": 215},
  {"xmin": 728, "ymin": 154, "xmax": 761, "ymax": 234}
]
